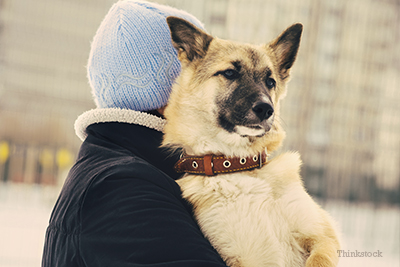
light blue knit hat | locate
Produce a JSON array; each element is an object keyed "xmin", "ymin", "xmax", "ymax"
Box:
[{"xmin": 87, "ymin": 0, "xmax": 205, "ymax": 111}]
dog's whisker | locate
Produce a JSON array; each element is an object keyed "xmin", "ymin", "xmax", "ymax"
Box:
[{"xmin": 276, "ymin": 115, "xmax": 288, "ymax": 131}]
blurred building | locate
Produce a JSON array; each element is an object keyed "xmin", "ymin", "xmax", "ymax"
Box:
[
  {"xmin": 0, "ymin": 0, "xmax": 399, "ymax": 204},
  {"xmin": 0, "ymin": 0, "xmax": 112, "ymax": 184}
]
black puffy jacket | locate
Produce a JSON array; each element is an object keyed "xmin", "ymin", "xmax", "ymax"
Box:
[{"xmin": 42, "ymin": 120, "xmax": 227, "ymax": 267}]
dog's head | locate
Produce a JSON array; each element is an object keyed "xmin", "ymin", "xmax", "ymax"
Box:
[{"xmin": 163, "ymin": 17, "xmax": 302, "ymax": 157}]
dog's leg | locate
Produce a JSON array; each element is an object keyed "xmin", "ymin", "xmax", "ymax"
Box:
[
  {"xmin": 302, "ymin": 212, "xmax": 340, "ymax": 267},
  {"xmin": 305, "ymin": 240, "xmax": 339, "ymax": 267},
  {"xmin": 258, "ymin": 152, "xmax": 340, "ymax": 266}
]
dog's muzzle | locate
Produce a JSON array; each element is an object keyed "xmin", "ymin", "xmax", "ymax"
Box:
[
  {"xmin": 217, "ymin": 94, "xmax": 275, "ymax": 137},
  {"xmin": 234, "ymin": 100, "xmax": 274, "ymax": 137},
  {"xmin": 252, "ymin": 101, "xmax": 274, "ymax": 122}
]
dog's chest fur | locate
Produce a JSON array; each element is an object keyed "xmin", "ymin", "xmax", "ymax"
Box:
[{"xmin": 177, "ymin": 152, "xmax": 313, "ymax": 267}]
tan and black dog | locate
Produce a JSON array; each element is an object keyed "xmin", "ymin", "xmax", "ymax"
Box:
[{"xmin": 162, "ymin": 16, "xmax": 340, "ymax": 267}]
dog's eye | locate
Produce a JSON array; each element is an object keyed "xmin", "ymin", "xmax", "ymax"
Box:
[
  {"xmin": 266, "ymin": 78, "xmax": 276, "ymax": 89},
  {"xmin": 218, "ymin": 69, "xmax": 240, "ymax": 80}
]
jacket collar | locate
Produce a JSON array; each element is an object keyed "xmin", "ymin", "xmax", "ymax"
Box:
[
  {"xmin": 76, "ymin": 108, "xmax": 182, "ymax": 180},
  {"xmin": 75, "ymin": 108, "xmax": 166, "ymax": 141}
]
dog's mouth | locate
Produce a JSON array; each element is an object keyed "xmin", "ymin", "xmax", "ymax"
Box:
[
  {"xmin": 234, "ymin": 123, "xmax": 271, "ymax": 137},
  {"xmin": 235, "ymin": 125, "xmax": 266, "ymax": 137}
]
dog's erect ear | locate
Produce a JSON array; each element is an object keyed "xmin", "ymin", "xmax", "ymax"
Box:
[
  {"xmin": 167, "ymin": 16, "xmax": 213, "ymax": 62},
  {"xmin": 268, "ymin": 23, "xmax": 303, "ymax": 80}
]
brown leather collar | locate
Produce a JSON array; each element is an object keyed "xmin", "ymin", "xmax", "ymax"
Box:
[{"xmin": 174, "ymin": 149, "xmax": 268, "ymax": 176}]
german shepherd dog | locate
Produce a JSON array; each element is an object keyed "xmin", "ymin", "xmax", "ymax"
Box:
[{"xmin": 162, "ymin": 16, "xmax": 340, "ymax": 267}]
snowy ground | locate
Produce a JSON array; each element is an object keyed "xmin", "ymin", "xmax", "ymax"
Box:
[{"xmin": 0, "ymin": 183, "xmax": 399, "ymax": 267}]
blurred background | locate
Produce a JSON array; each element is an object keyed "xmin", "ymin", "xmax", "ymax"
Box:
[{"xmin": 0, "ymin": 0, "xmax": 398, "ymax": 266}]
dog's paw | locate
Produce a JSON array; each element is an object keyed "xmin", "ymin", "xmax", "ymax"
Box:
[{"xmin": 305, "ymin": 252, "xmax": 338, "ymax": 267}]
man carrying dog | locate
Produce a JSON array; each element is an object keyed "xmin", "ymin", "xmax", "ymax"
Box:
[{"xmin": 42, "ymin": 1, "xmax": 227, "ymax": 266}]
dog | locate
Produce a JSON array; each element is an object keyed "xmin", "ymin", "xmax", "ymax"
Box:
[{"xmin": 162, "ymin": 16, "xmax": 341, "ymax": 267}]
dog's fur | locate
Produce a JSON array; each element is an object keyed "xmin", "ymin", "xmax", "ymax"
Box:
[{"xmin": 162, "ymin": 17, "xmax": 340, "ymax": 267}]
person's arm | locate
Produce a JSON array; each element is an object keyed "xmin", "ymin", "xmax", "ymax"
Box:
[{"xmin": 80, "ymin": 172, "xmax": 227, "ymax": 267}]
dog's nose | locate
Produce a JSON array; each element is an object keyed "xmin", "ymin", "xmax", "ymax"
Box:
[{"xmin": 252, "ymin": 101, "xmax": 274, "ymax": 121}]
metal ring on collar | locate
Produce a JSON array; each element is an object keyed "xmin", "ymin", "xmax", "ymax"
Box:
[
  {"xmin": 223, "ymin": 160, "xmax": 231, "ymax": 168},
  {"xmin": 192, "ymin": 161, "xmax": 198, "ymax": 169}
]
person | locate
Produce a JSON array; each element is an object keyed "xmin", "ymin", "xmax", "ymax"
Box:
[{"xmin": 41, "ymin": 1, "xmax": 228, "ymax": 266}]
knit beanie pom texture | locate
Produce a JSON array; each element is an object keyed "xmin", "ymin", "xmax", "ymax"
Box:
[{"xmin": 87, "ymin": 0, "xmax": 204, "ymax": 111}]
